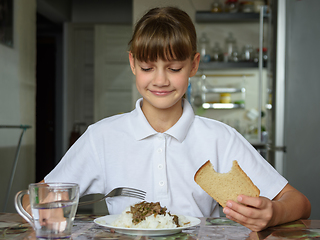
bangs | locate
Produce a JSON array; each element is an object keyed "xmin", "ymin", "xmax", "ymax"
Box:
[{"xmin": 130, "ymin": 22, "xmax": 194, "ymax": 62}]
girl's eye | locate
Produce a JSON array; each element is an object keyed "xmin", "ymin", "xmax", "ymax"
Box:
[
  {"xmin": 170, "ymin": 68, "xmax": 182, "ymax": 72},
  {"xmin": 141, "ymin": 67, "xmax": 152, "ymax": 72}
]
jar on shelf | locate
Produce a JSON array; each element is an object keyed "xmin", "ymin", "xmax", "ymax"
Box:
[
  {"xmin": 199, "ymin": 33, "xmax": 211, "ymax": 63},
  {"xmin": 253, "ymin": 47, "xmax": 268, "ymax": 63},
  {"xmin": 240, "ymin": 1, "xmax": 255, "ymax": 13},
  {"xmin": 230, "ymin": 45, "xmax": 240, "ymax": 62},
  {"xmin": 211, "ymin": 42, "xmax": 223, "ymax": 61},
  {"xmin": 241, "ymin": 44, "xmax": 254, "ymax": 61},
  {"xmin": 224, "ymin": 32, "xmax": 237, "ymax": 62},
  {"xmin": 211, "ymin": 0, "xmax": 223, "ymax": 13},
  {"xmin": 253, "ymin": 0, "xmax": 265, "ymax": 13},
  {"xmin": 220, "ymin": 93, "xmax": 231, "ymax": 103},
  {"xmin": 225, "ymin": 0, "xmax": 239, "ymax": 13}
]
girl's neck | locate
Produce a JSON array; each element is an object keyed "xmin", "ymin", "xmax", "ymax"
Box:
[{"xmin": 141, "ymin": 99, "xmax": 183, "ymax": 133}]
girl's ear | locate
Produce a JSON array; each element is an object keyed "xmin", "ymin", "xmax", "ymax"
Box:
[
  {"xmin": 129, "ymin": 52, "xmax": 136, "ymax": 75},
  {"xmin": 189, "ymin": 53, "xmax": 200, "ymax": 78}
]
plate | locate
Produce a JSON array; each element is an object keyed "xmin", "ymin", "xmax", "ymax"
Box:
[{"xmin": 94, "ymin": 214, "xmax": 201, "ymax": 236}]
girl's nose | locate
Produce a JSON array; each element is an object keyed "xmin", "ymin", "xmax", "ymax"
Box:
[{"xmin": 152, "ymin": 71, "xmax": 169, "ymax": 86}]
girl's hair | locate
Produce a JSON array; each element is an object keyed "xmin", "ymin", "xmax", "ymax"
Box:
[{"xmin": 129, "ymin": 7, "xmax": 197, "ymax": 62}]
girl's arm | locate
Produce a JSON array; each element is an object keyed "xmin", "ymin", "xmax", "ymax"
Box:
[{"xmin": 223, "ymin": 183, "xmax": 311, "ymax": 232}]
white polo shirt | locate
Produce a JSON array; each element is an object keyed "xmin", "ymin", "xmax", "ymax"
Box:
[{"xmin": 45, "ymin": 98, "xmax": 287, "ymax": 217}]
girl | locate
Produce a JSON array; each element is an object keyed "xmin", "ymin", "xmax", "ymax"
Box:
[{"xmin": 30, "ymin": 7, "xmax": 310, "ymax": 232}]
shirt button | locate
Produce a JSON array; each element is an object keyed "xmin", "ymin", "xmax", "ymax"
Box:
[
  {"xmin": 158, "ymin": 164, "xmax": 163, "ymax": 169},
  {"xmin": 159, "ymin": 181, "xmax": 164, "ymax": 186},
  {"xmin": 157, "ymin": 148, "xmax": 162, "ymax": 153}
]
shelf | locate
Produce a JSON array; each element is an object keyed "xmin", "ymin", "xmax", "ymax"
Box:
[
  {"xmin": 195, "ymin": 11, "xmax": 261, "ymax": 23},
  {"xmin": 199, "ymin": 61, "xmax": 260, "ymax": 70},
  {"xmin": 203, "ymin": 87, "xmax": 245, "ymax": 94},
  {"xmin": 195, "ymin": 73, "xmax": 255, "ymax": 78},
  {"xmin": 202, "ymin": 103, "xmax": 245, "ymax": 109}
]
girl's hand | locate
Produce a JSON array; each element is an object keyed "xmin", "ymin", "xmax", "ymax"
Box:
[
  {"xmin": 223, "ymin": 195, "xmax": 274, "ymax": 232},
  {"xmin": 222, "ymin": 184, "xmax": 311, "ymax": 232}
]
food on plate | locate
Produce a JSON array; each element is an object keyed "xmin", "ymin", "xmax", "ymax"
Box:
[
  {"xmin": 194, "ymin": 160, "xmax": 260, "ymax": 207},
  {"xmin": 111, "ymin": 201, "xmax": 191, "ymax": 229}
]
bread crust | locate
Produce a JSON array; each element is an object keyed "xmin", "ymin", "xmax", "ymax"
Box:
[{"xmin": 194, "ymin": 160, "xmax": 260, "ymax": 208}]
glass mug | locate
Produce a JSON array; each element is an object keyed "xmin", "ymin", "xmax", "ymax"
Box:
[{"xmin": 15, "ymin": 182, "xmax": 79, "ymax": 239}]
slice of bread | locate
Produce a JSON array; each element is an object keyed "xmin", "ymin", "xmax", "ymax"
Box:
[{"xmin": 194, "ymin": 160, "xmax": 260, "ymax": 208}]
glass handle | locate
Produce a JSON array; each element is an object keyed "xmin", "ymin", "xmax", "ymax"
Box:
[{"xmin": 14, "ymin": 190, "xmax": 34, "ymax": 228}]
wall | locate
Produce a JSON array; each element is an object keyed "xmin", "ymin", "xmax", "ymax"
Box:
[
  {"xmin": 0, "ymin": 0, "xmax": 36, "ymax": 212},
  {"xmin": 72, "ymin": 0, "xmax": 132, "ymax": 24},
  {"xmin": 36, "ymin": 0, "xmax": 71, "ymax": 22}
]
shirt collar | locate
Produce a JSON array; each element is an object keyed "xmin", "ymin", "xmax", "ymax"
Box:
[{"xmin": 131, "ymin": 98, "xmax": 195, "ymax": 142}]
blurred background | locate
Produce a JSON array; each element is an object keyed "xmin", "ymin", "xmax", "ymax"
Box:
[{"xmin": 1, "ymin": 0, "xmax": 320, "ymax": 219}]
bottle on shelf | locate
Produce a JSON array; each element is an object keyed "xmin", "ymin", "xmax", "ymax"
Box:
[
  {"xmin": 211, "ymin": 0, "xmax": 223, "ymax": 13},
  {"xmin": 211, "ymin": 42, "xmax": 223, "ymax": 61},
  {"xmin": 224, "ymin": 0, "xmax": 239, "ymax": 13},
  {"xmin": 199, "ymin": 32, "xmax": 211, "ymax": 63},
  {"xmin": 230, "ymin": 45, "xmax": 240, "ymax": 62},
  {"xmin": 241, "ymin": 44, "xmax": 254, "ymax": 62},
  {"xmin": 224, "ymin": 32, "xmax": 237, "ymax": 62}
]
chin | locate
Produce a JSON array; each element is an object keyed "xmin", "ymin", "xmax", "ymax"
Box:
[{"xmin": 149, "ymin": 99, "xmax": 182, "ymax": 110}]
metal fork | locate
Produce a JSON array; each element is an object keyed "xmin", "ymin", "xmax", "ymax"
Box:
[{"xmin": 78, "ymin": 187, "xmax": 146, "ymax": 206}]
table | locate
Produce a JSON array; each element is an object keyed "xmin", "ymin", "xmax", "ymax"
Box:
[{"xmin": 1, "ymin": 213, "xmax": 320, "ymax": 239}]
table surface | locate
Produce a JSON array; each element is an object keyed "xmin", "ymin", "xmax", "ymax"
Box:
[{"xmin": 1, "ymin": 213, "xmax": 320, "ymax": 239}]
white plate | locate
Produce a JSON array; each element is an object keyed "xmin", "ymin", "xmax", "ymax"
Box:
[{"xmin": 94, "ymin": 214, "xmax": 201, "ymax": 236}]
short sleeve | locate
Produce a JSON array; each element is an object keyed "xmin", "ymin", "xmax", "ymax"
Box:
[
  {"xmin": 44, "ymin": 126, "xmax": 106, "ymax": 196},
  {"xmin": 221, "ymin": 128, "xmax": 288, "ymax": 200}
]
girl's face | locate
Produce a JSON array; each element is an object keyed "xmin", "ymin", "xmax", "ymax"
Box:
[{"xmin": 129, "ymin": 53, "xmax": 200, "ymax": 111}]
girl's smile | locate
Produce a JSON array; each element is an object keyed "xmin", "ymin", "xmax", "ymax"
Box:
[{"xmin": 149, "ymin": 90, "xmax": 174, "ymax": 96}]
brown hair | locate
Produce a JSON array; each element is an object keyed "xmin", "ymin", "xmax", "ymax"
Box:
[{"xmin": 129, "ymin": 7, "xmax": 197, "ymax": 62}]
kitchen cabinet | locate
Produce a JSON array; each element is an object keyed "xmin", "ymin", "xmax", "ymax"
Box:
[
  {"xmin": 196, "ymin": 10, "xmax": 268, "ymax": 68},
  {"xmin": 199, "ymin": 61, "xmax": 261, "ymax": 70},
  {"xmin": 195, "ymin": 11, "xmax": 263, "ymax": 23},
  {"xmin": 189, "ymin": 7, "xmax": 269, "ymax": 146}
]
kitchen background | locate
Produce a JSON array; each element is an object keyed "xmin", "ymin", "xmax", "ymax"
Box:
[{"xmin": 1, "ymin": 0, "xmax": 320, "ymax": 219}]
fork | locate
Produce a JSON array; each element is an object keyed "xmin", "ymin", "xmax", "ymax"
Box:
[{"xmin": 78, "ymin": 187, "xmax": 146, "ymax": 206}]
